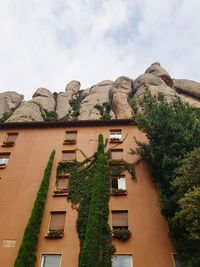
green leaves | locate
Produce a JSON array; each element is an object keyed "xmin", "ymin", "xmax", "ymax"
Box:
[
  {"xmin": 133, "ymin": 89, "xmax": 200, "ymax": 267},
  {"xmin": 68, "ymin": 135, "xmax": 112, "ymax": 267}
]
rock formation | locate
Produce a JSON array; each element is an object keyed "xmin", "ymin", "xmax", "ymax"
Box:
[
  {"xmin": 109, "ymin": 76, "xmax": 133, "ymax": 119},
  {"xmin": 1, "ymin": 62, "xmax": 200, "ymax": 122},
  {"xmin": 79, "ymin": 80, "xmax": 113, "ymax": 120},
  {"xmin": 0, "ymin": 91, "xmax": 24, "ymax": 120},
  {"xmin": 32, "ymin": 88, "xmax": 55, "ymax": 112},
  {"xmin": 145, "ymin": 62, "xmax": 173, "ymax": 87},
  {"xmin": 56, "ymin": 80, "xmax": 80, "ymax": 119},
  {"xmin": 173, "ymin": 79, "xmax": 200, "ymax": 99},
  {"xmin": 6, "ymin": 101, "xmax": 44, "ymax": 122}
]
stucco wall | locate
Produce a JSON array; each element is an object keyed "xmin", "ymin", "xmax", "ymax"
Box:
[{"xmin": 0, "ymin": 124, "xmax": 174, "ymax": 267}]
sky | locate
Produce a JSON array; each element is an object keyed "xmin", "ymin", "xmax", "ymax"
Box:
[{"xmin": 0, "ymin": 0, "xmax": 200, "ymax": 100}]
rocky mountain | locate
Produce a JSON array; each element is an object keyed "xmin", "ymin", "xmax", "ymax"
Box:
[{"xmin": 1, "ymin": 62, "xmax": 200, "ymax": 123}]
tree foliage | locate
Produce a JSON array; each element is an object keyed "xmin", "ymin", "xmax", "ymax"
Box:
[
  {"xmin": 171, "ymin": 148, "xmax": 200, "ymax": 266},
  {"xmin": 133, "ymin": 89, "xmax": 200, "ymax": 266},
  {"xmin": 65, "ymin": 135, "xmax": 135, "ymax": 267}
]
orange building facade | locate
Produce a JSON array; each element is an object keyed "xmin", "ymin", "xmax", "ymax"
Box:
[{"xmin": 0, "ymin": 120, "xmax": 177, "ymax": 267}]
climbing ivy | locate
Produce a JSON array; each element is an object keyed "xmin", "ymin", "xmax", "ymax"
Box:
[
  {"xmin": 57, "ymin": 134, "xmax": 136, "ymax": 267},
  {"xmin": 14, "ymin": 150, "xmax": 55, "ymax": 267},
  {"xmin": 79, "ymin": 135, "xmax": 112, "ymax": 267}
]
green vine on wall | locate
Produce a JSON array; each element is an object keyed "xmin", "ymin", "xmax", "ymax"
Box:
[
  {"xmin": 14, "ymin": 150, "xmax": 55, "ymax": 267},
  {"xmin": 56, "ymin": 134, "xmax": 136, "ymax": 267}
]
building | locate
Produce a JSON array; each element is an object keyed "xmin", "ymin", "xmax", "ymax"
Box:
[{"xmin": 0, "ymin": 119, "xmax": 178, "ymax": 267}]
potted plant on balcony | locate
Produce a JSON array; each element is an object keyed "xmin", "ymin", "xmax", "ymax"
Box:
[
  {"xmin": 46, "ymin": 229, "xmax": 64, "ymax": 238},
  {"xmin": 111, "ymin": 188, "xmax": 127, "ymax": 195},
  {"xmin": 112, "ymin": 228, "xmax": 131, "ymax": 241}
]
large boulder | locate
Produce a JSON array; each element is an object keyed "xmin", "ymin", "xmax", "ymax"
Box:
[
  {"xmin": 133, "ymin": 84, "xmax": 177, "ymax": 103},
  {"xmin": 79, "ymin": 80, "xmax": 113, "ymax": 120},
  {"xmin": 32, "ymin": 88, "xmax": 55, "ymax": 112},
  {"xmin": 145, "ymin": 62, "xmax": 173, "ymax": 87},
  {"xmin": 0, "ymin": 91, "xmax": 24, "ymax": 120},
  {"xmin": 173, "ymin": 79, "xmax": 200, "ymax": 99},
  {"xmin": 179, "ymin": 94, "xmax": 200, "ymax": 108},
  {"xmin": 109, "ymin": 76, "xmax": 133, "ymax": 119},
  {"xmin": 133, "ymin": 73, "xmax": 166, "ymax": 91},
  {"xmin": 56, "ymin": 80, "xmax": 80, "ymax": 119},
  {"xmin": 6, "ymin": 101, "xmax": 44, "ymax": 122}
]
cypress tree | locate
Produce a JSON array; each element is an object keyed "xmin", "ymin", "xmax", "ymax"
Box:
[
  {"xmin": 14, "ymin": 150, "xmax": 55, "ymax": 267},
  {"xmin": 79, "ymin": 134, "xmax": 112, "ymax": 267}
]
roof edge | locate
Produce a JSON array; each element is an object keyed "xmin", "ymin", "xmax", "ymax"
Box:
[{"xmin": 0, "ymin": 119, "xmax": 133, "ymax": 129}]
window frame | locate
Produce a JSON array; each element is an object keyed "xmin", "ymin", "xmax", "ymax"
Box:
[
  {"xmin": 61, "ymin": 150, "xmax": 76, "ymax": 162},
  {"xmin": 109, "ymin": 129, "xmax": 122, "ymax": 143},
  {"xmin": 112, "ymin": 254, "xmax": 133, "ymax": 267},
  {"xmin": 46, "ymin": 211, "xmax": 66, "ymax": 239},
  {"xmin": 111, "ymin": 210, "xmax": 129, "ymax": 230},
  {"xmin": 2, "ymin": 132, "xmax": 18, "ymax": 147},
  {"xmin": 63, "ymin": 130, "xmax": 77, "ymax": 145},
  {"xmin": 110, "ymin": 149, "xmax": 124, "ymax": 162},
  {"xmin": 0, "ymin": 152, "xmax": 11, "ymax": 169},
  {"xmin": 54, "ymin": 174, "xmax": 69, "ymax": 196},
  {"xmin": 40, "ymin": 254, "xmax": 62, "ymax": 267},
  {"xmin": 111, "ymin": 175, "xmax": 127, "ymax": 195}
]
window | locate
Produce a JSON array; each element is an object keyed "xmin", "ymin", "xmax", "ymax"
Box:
[
  {"xmin": 112, "ymin": 175, "xmax": 126, "ymax": 190},
  {"xmin": 112, "ymin": 255, "xmax": 132, "ymax": 267},
  {"xmin": 62, "ymin": 150, "xmax": 75, "ymax": 162},
  {"xmin": 47, "ymin": 211, "xmax": 66, "ymax": 238},
  {"xmin": 173, "ymin": 254, "xmax": 183, "ymax": 267},
  {"xmin": 54, "ymin": 175, "xmax": 69, "ymax": 195},
  {"xmin": 64, "ymin": 131, "xmax": 77, "ymax": 144},
  {"xmin": 0, "ymin": 153, "xmax": 10, "ymax": 168},
  {"xmin": 3, "ymin": 133, "xmax": 18, "ymax": 146},
  {"xmin": 110, "ymin": 129, "xmax": 122, "ymax": 142},
  {"xmin": 112, "ymin": 210, "xmax": 128, "ymax": 230},
  {"xmin": 41, "ymin": 254, "xmax": 61, "ymax": 267},
  {"xmin": 111, "ymin": 149, "xmax": 123, "ymax": 161}
]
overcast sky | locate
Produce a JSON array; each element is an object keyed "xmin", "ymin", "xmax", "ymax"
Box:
[{"xmin": 0, "ymin": 0, "xmax": 200, "ymax": 100}]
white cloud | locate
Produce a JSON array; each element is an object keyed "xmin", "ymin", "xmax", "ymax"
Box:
[{"xmin": 0, "ymin": 0, "xmax": 200, "ymax": 99}]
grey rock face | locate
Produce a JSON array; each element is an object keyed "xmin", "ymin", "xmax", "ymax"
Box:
[
  {"xmin": 0, "ymin": 91, "xmax": 24, "ymax": 119},
  {"xmin": 65, "ymin": 80, "xmax": 80, "ymax": 93},
  {"xmin": 173, "ymin": 79, "xmax": 200, "ymax": 99},
  {"xmin": 145, "ymin": 62, "xmax": 173, "ymax": 87},
  {"xmin": 132, "ymin": 65, "xmax": 176, "ymax": 104},
  {"xmin": 6, "ymin": 101, "xmax": 44, "ymax": 122},
  {"xmin": 134, "ymin": 84, "xmax": 176, "ymax": 103},
  {"xmin": 32, "ymin": 88, "xmax": 55, "ymax": 112},
  {"xmin": 2, "ymin": 63, "xmax": 200, "ymax": 123},
  {"xmin": 79, "ymin": 80, "xmax": 113, "ymax": 120},
  {"xmin": 109, "ymin": 76, "xmax": 133, "ymax": 119},
  {"xmin": 56, "ymin": 80, "xmax": 81, "ymax": 119},
  {"xmin": 179, "ymin": 94, "xmax": 200, "ymax": 108},
  {"xmin": 133, "ymin": 73, "xmax": 166, "ymax": 91}
]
